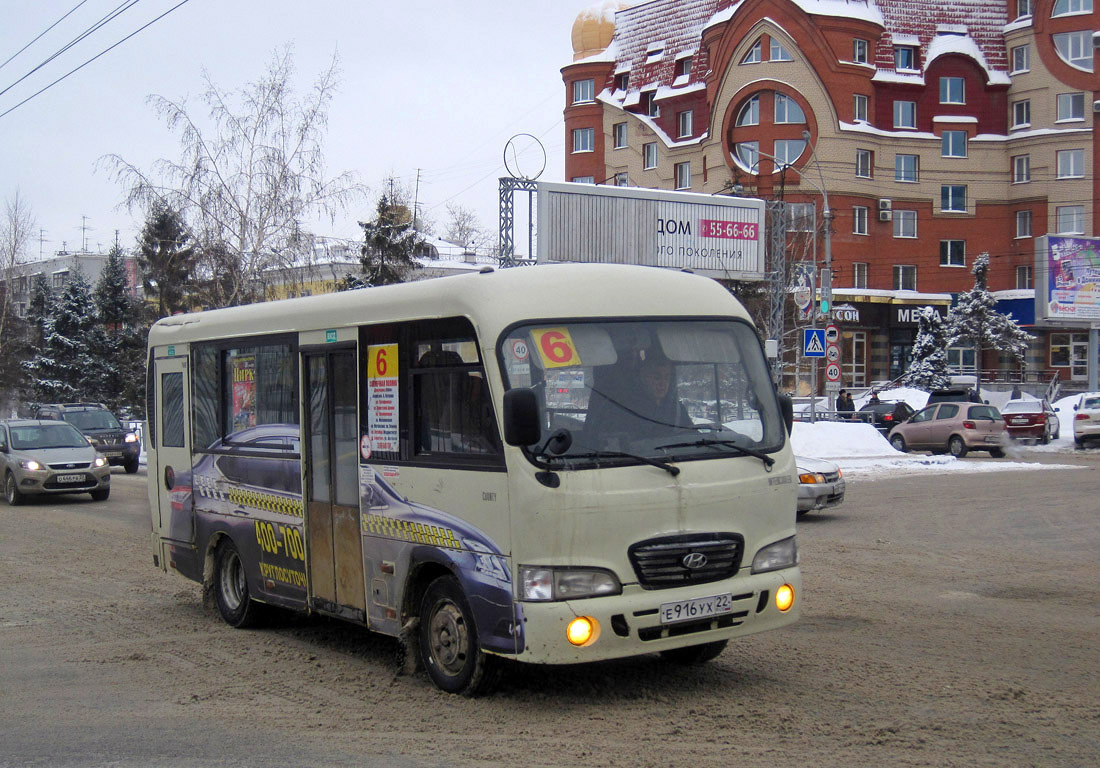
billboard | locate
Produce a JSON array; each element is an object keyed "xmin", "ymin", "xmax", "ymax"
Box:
[
  {"xmin": 1036, "ymin": 235, "xmax": 1100, "ymax": 323},
  {"xmin": 536, "ymin": 182, "xmax": 766, "ymax": 280}
]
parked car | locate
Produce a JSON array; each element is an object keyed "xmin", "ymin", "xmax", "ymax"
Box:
[
  {"xmin": 795, "ymin": 456, "xmax": 845, "ymax": 517},
  {"xmin": 926, "ymin": 388, "xmax": 983, "ymax": 405},
  {"xmin": 887, "ymin": 402, "xmax": 1006, "ymax": 458},
  {"xmin": 1001, "ymin": 399, "xmax": 1060, "ymax": 443},
  {"xmin": 857, "ymin": 400, "xmax": 915, "ymax": 435},
  {"xmin": 1072, "ymin": 393, "xmax": 1100, "ymax": 448},
  {"xmin": 0, "ymin": 419, "xmax": 112, "ymax": 504},
  {"xmin": 34, "ymin": 403, "xmax": 140, "ymax": 473}
]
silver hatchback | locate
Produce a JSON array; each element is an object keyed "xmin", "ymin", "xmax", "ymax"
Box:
[{"xmin": 0, "ymin": 420, "xmax": 112, "ymax": 504}]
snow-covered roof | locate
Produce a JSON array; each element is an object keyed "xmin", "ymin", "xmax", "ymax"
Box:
[{"xmin": 873, "ymin": 1, "xmax": 1008, "ymax": 74}]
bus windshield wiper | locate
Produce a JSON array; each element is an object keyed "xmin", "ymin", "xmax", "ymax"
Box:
[
  {"xmin": 654, "ymin": 438, "xmax": 775, "ymax": 468},
  {"xmin": 551, "ymin": 450, "xmax": 680, "ymax": 477}
]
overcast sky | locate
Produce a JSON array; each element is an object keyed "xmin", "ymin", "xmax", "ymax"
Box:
[{"xmin": 1, "ymin": 0, "xmax": 590, "ymax": 258}]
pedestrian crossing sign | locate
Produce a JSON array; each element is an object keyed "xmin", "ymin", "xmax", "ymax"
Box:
[{"xmin": 803, "ymin": 328, "xmax": 826, "ymax": 357}]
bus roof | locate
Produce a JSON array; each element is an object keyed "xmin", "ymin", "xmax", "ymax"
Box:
[{"xmin": 147, "ymin": 263, "xmax": 753, "ymax": 349}]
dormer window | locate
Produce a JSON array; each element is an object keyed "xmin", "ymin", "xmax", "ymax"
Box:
[
  {"xmin": 642, "ymin": 90, "xmax": 659, "ymax": 118},
  {"xmin": 615, "ymin": 72, "xmax": 629, "ymax": 91},
  {"xmin": 895, "ymin": 46, "xmax": 917, "ymax": 70},
  {"xmin": 646, "ymin": 42, "xmax": 665, "ymax": 63},
  {"xmin": 676, "ymin": 55, "xmax": 692, "ymax": 78}
]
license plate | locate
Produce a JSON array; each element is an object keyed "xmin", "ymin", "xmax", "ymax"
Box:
[
  {"xmin": 660, "ymin": 593, "xmax": 733, "ymax": 624},
  {"xmin": 56, "ymin": 473, "xmax": 84, "ymax": 483},
  {"xmin": 101, "ymin": 451, "xmax": 122, "ymax": 457},
  {"xmin": 1010, "ymin": 417, "xmax": 1028, "ymax": 425},
  {"xmin": 984, "ymin": 435, "xmax": 1000, "ymax": 443}
]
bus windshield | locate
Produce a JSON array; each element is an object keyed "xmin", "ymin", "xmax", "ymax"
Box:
[{"xmin": 500, "ymin": 319, "xmax": 784, "ymax": 469}]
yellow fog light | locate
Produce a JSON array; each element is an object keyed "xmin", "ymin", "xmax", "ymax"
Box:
[
  {"xmin": 775, "ymin": 584, "xmax": 795, "ymax": 612},
  {"xmin": 566, "ymin": 616, "xmax": 598, "ymax": 647}
]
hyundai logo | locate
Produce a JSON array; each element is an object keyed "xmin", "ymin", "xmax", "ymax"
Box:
[{"xmin": 682, "ymin": 552, "xmax": 708, "ymax": 569}]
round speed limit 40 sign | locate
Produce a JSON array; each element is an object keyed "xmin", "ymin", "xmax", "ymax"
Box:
[{"xmin": 825, "ymin": 362, "xmax": 842, "ymax": 382}]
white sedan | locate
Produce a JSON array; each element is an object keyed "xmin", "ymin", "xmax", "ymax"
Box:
[
  {"xmin": 796, "ymin": 456, "xmax": 845, "ymax": 517},
  {"xmin": 1072, "ymin": 392, "xmax": 1100, "ymax": 448}
]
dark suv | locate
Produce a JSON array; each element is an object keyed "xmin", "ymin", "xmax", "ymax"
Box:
[{"xmin": 34, "ymin": 403, "xmax": 141, "ymax": 473}]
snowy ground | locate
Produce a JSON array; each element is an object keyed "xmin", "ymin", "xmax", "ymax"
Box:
[{"xmin": 793, "ymin": 391, "xmax": 1087, "ymax": 479}]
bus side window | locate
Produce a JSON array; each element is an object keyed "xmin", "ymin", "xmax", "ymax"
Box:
[{"xmin": 414, "ymin": 349, "xmax": 501, "ymax": 456}]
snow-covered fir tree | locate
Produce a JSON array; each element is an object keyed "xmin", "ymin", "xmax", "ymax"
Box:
[
  {"xmin": 944, "ymin": 253, "xmax": 1032, "ymax": 394},
  {"xmin": 903, "ymin": 306, "xmax": 952, "ymax": 390},
  {"xmin": 94, "ymin": 246, "xmax": 146, "ymax": 413},
  {"xmin": 23, "ymin": 266, "xmax": 105, "ymax": 405},
  {"xmin": 357, "ymin": 192, "xmax": 424, "ymax": 286}
]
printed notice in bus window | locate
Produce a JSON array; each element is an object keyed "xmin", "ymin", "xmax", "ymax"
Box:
[
  {"xmin": 231, "ymin": 354, "xmax": 256, "ymax": 431},
  {"xmin": 367, "ymin": 343, "xmax": 399, "ymax": 455}
]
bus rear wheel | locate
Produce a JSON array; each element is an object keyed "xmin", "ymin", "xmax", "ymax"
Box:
[
  {"xmin": 418, "ymin": 575, "xmax": 500, "ymax": 696},
  {"xmin": 214, "ymin": 539, "xmax": 264, "ymax": 628}
]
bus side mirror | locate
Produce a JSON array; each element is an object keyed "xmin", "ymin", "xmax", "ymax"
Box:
[
  {"xmin": 778, "ymin": 393, "xmax": 794, "ymax": 436},
  {"xmin": 502, "ymin": 388, "xmax": 541, "ymax": 447}
]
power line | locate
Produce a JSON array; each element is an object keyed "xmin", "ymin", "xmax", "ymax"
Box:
[
  {"xmin": 0, "ymin": 0, "xmax": 92, "ymax": 73},
  {"xmin": 0, "ymin": 0, "xmax": 193, "ymax": 121}
]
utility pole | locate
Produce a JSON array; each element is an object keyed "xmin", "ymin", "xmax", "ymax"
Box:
[
  {"xmin": 412, "ymin": 169, "xmax": 421, "ymax": 232},
  {"xmin": 81, "ymin": 215, "xmax": 90, "ymax": 253}
]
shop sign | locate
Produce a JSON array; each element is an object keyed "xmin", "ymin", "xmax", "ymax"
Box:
[{"xmin": 832, "ymin": 303, "xmax": 860, "ymax": 323}]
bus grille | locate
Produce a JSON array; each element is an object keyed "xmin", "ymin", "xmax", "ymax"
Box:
[{"xmin": 628, "ymin": 533, "xmax": 744, "ymax": 589}]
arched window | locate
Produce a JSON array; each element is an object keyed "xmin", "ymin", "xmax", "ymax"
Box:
[
  {"xmin": 736, "ymin": 95, "xmax": 760, "ymax": 126},
  {"xmin": 1053, "ymin": 31, "xmax": 1093, "ymax": 71},
  {"xmin": 774, "ymin": 93, "xmax": 806, "ymax": 124},
  {"xmin": 735, "ymin": 142, "xmax": 759, "ymax": 173},
  {"xmin": 1052, "ymin": 0, "xmax": 1092, "ymax": 16},
  {"xmin": 741, "ymin": 40, "xmax": 762, "ymax": 64}
]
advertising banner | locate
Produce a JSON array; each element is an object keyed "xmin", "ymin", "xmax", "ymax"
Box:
[{"xmin": 1040, "ymin": 236, "xmax": 1100, "ymax": 322}]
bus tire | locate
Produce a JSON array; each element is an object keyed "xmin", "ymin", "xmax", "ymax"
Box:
[
  {"xmin": 660, "ymin": 639, "xmax": 728, "ymax": 665},
  {"xmin": 5, "ymin": 472, "xmax": 26, "ymax": 506},
  {"xmin": 418, "ymin": 575, "xmax": 500, "ymax": 696},
  {"xmin": 214, "ymin": 539, "xmax": 264, "ymax": 629}
]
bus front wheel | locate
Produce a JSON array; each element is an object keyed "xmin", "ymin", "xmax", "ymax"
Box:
[
  {"xmin": 214, "ymin": 539, "xmax": 264, "ymax": 628},
  {"xmin": 418, "ymin": 575, "xmax": 500, "ymax": 696}
]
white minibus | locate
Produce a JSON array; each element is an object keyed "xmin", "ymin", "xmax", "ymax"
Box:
[{"xmin": 147, "ymin": 263, "xmax": 800, "ymax": 695}]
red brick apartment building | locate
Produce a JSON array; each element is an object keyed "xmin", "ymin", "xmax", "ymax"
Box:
[{"xmin": 562, "ymin": 0, "xmax": 1098, "ymax": 389}]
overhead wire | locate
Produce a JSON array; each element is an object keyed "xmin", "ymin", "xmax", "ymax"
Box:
[{"xmin": 0, "ymin": 0, "xmax": 92, "ymax": 73}]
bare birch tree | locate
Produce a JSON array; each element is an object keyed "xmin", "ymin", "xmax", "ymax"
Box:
[
  {"xmin": 103, "ymin": 47, "xmax": 364, "ymax": 307},
  {"xmin": 1, "ymin": 191, "xmax": 36, "ymax": 400}
]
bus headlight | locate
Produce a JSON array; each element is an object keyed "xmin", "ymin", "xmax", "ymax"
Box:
[
  {"xmin": 519, "ymin": 567, "xmax": 621, "ymax": 601},
  {"xmin": 751, "ymin": 536, "xmax": 799, "ymax": 574}
]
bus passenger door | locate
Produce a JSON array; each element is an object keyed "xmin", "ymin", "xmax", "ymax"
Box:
[
  {"xmin": 152, "ymin": 354, "xmax": 194, "ymax": 545},
  {"xmin": 303, "ymin": 349, "xmax": 366, "ymax": 620}
]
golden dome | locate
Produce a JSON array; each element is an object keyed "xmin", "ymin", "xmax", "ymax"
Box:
[{"xmin": 571, "ymin": 1, "xmax": 629, "ymax": 62}]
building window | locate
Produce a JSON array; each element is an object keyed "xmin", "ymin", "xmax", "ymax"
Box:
[
  {"xmin": 853, "ymin": 206, "xmax": 869, "ymax": 235},
  {"xmin": 1016, "ymin": 210, "xmax": 1033, "ymax": 237},
  {"xmin": 853, "ymin": 262, "xmax": 868, "ymax": 289},
  {"xmin": 645, "ymin": 41, "xmax": 665, "ymax": 63},
  {"xmin": 853, "ymin": 94, "xmax": 868, "ymax": 122},
  {"xmin": 676, "ymin": 56, "xmax": 692, "ymax": 78},
  {"xmin": 895, "ymin": 154, "xmax": 919, "ymax": 182},
  {"xmin": 894, "ymin": 210, "xmax": 917, "ymax": 238},
  {"xmin": 1013, "ymin": 154, "xmax": 1031, "ymax": 183},
  {"xmin": 941, "ymin": 185, "xmax": 967, "ymax": 212},
  {"xmin": 615, "ymin": 72, "xmax": 629, "ymax": 91},
  {"xmin": 774, "ymin": 93, "xmax": 806, "ymax": 124},
  {"xmin": 736, "ymin": 95, "xmax": 760, "ymax": 126},
  {"xmin": 1012, "ymin": 99, "xmax": 1030, "ymax": 128},
  {"xmin": 1057, "ymin": 92, "xmax": 1085, "ymax": 121},
  {"xmin": 1052, "ymin": 0, "xmax": 1092, "ymax": 16},
  {"xmin": 52, "ymin": 271, "xmax": 69, "ymax": 289},
  {"xmin": 942, "ymin": 130, "xmax": 967, "ymax": 157},
  {"xmin": 742, "ymin": 39, "xmax": 762, "ymax": 64},
  {"xmin": 774, "ymin": 139, "xmax": 806, "ymax": 166},
  {"xmin": 678, "ymin": 110, "xmax": 693, "ymax": 138},
  {"xmin": 613, "ymin": 122, "xmax": 627, "ymax": 149},
  {"xmin": 947, "ymin": 347, "xmax": 976, "ymax": 373},
  {"xmin": 675, "ymin": 162, "xmax": 691, "ymax": 190},
  {"xmin": 1056, "ymin": 205, "xmax": 1084, "ymax": 233},
  {"xmin": 1018, "ymin": 0, "xmax": 1032, "ymax": 16},
  {"xmin": 1012, "ymin": 45, "xmax": 1030, "ymax": 73},
  {"xmin": 893, "ymin": 101, "xmax": 916, "ymax": 129},
  {"xmin": 735, "ymin": 141, "xmax": 759, "ymax": 173},
  {"xmin": 770, "ymin": 39, "xmax": 794, "ymax": 61},
  {"xmin": 894, "ymin": 265, "xmax": 917, "ymax": 291},
  {"xmin": 895, "ymin": 46, "xmax": 917, "ymax": 70},
  {"xmin": 853, "ymin": 39, "xmax": 869, "ymax": 63},
  {"xmin": 1057, "ymin": 149, "xmax": 1085, "ymax": 178},
  {"xmin": 785, "ymin": 202, "xmax": 816, "ymax": 232},
  {"xmin": 940, "ymin": 240, "xmax": 965, "ymax": 266},
  {"xmin": 1053, "ymin": 32, "xmax": 1092, "ymax": 71},
  {"xmin": 642, "ymin": 90, "xmax": 660, "ymax": 117},
  {"xmin": 571, "ymin": 176, "xmax": 595, "ymax": 184},
  {"xmin": 856, "ymin": 149, "xmax": 873, "ymax": 178},
  {"xmin": 573, "ymin": 79, "xmax": 594, "ymax": 104},
  {"xmin": 939, "ymin": 77, "xmax": 965, "ymax": 104},
  {"xmin": 643, "ymin": 142, "xmax": 658, "ymax": 169},
  {"xmin": 572, "ymin": 128, "xmax": 594, "ymax": 153},
  {"xmin": 614, "ymin": 172, "xmax": 629, "ymax": 187},
  {"xmin": 1017, "ymin": 265, "xmax": 1033, "ymax": 289}
]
